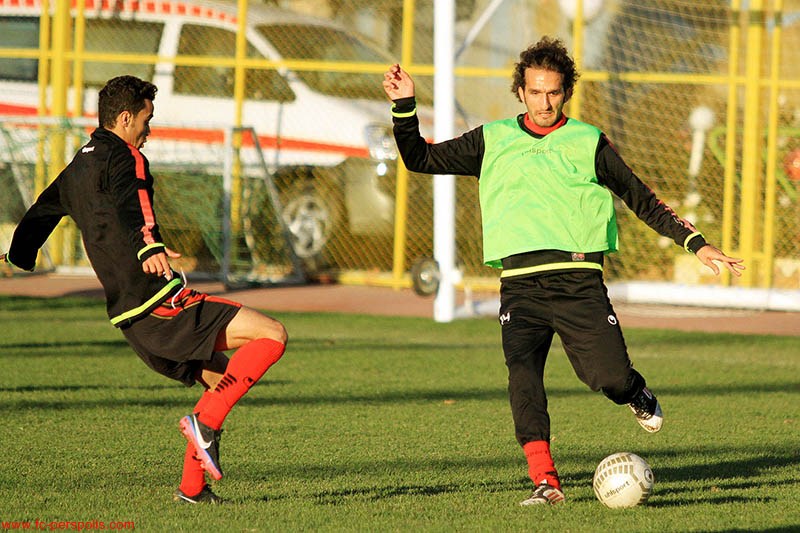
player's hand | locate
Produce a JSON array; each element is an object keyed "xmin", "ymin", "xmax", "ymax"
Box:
[
  {"xmin": 382, "ymin": 64, "xmax": 415, "ymax": 100},
  {"xmin": 142, "ymin": 247, "xmax": 182, "ymax": 280},
  {"xmin": 695, "ymin": 244, "xmax": 745, "ymax": 277}
]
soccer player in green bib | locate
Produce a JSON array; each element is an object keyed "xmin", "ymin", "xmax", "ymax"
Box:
[{"xmin": 383, "ymin": 37, "xmax": 744, "ymax": 506}]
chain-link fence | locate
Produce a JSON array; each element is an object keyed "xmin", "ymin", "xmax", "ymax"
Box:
[{"xmin": 0, "ymin": 0, "xmax": 798, "ymax": 291}]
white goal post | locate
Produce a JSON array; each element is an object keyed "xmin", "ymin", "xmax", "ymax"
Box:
[{"xmin": 432, "ymin": 0, "xmax": 458, "ymax": 323}]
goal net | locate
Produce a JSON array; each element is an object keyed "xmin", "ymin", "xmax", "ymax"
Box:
[{"xmin": 0, "ymin": 117, "xmax": 306, "ymax": 287}]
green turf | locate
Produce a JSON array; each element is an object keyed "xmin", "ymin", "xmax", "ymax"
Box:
[{"xmin": 0, "ymin": 294, "xmax": 798, "ymax": 532}]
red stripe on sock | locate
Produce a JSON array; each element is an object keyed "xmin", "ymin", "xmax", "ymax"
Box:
[
  {"xmin": 523, "ymin": 440, "xmax": 560, "ymax": 489},
  {"xmin": 198, "ymin": 338, "xmax": 285, "ymax": 430}
]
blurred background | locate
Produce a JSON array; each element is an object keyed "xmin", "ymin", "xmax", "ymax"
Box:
[{"xmin": 0, "ymin": 0, "xmax": 798, "ymax": 293}]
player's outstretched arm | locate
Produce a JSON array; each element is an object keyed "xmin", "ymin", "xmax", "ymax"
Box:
[
  {"xmin": 695, "ymin": 245, "xmax": 745, "ymax": 277},
  {"xmin": 383, "ymin": 64, "xmax": 415, "ymax": 100}
]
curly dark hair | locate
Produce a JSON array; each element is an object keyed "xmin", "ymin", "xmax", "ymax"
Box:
[
  {"xmin": 98, "ymin": 75, "xmax": 157, "ymax": 129},
  {"xmin": 511, "ymin": 37, "xmax": 579, "ymax": 102}
]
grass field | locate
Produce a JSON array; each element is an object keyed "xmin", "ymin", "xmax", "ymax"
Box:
[{"xmin": 1, "ymin": 294, "xmax": 798, "ymax": 532}]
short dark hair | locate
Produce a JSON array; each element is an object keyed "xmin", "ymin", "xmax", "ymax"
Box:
[
  {"xmin": 511, "ymin": 37, "xmax": 579, "ymax": 102},
  {"xmin": 98, "ymin": 75, "xmax": 157, "ymax": 128}
]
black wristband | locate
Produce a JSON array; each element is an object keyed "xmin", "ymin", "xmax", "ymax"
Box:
[
  {"xmin": 686, "ymin": 234, "xmax": 707, "ymax": 254},
  {"xmin": 392, "ymin": 96, "xmax": 416, "ymax": 114}
]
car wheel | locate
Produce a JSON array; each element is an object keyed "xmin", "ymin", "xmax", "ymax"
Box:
[
  {"xmin": 410, "ymin": 256, "xmax": 440, "ymax": 297},
  {"xmin": 282, "ymin": 191, "xmax": 332, "ymax": 259}
]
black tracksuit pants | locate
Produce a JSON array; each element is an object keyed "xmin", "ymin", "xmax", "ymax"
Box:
[{"xmin": 499, "ymin": 270, "xmax": 646, "ymax": 445}]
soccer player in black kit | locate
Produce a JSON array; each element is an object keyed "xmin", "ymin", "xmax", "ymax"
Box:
[
  {"xmin": 383, "ymin": 37, "xmax": 744, "ymax": 505},
  {"xmin": 3, "ymin": 75, "xmax": 288, "ymax": 504}
]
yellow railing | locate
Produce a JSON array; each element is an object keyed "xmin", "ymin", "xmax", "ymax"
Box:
[{"xmin": 3, "ymin": 0, "xmax": 797, "ymax": 290}]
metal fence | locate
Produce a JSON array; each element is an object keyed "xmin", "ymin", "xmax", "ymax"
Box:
[{"xmin": 0, "ymin": 0, "xmax": 798, "ymax": 291}]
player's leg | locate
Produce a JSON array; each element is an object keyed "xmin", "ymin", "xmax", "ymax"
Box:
[
  {"xmin": 214, "ymin": 305, "xmax": 288, "ymax": 350},
  {"xmin": 183, "ymin": 304, "xmax": 288, "ymax": 479},
  {"xmin": 120, "ymin": 295, "xmax": 272, "ymax": 498},
  {"xmin": 194, "ymin": 305, "xmax": 287, "ymax": 429},
  {"xmin": 118, "ymin": 328, "xmax": 229, "ymax": 504},
  {"xmin": 554, "ymin": 272, "xmax": 663, "ymax": 433},
  {"xmin": 175, "ymin": 354, "xmax": 229, "ymax": 504},
  {"xmin": 500, "ymin": 277, "xmax": 565, "ymax": 505}
]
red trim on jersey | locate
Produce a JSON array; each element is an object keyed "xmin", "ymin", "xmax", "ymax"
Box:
[
  {"xmin": 151, "ymin": 289, "xmax": 242, "ymax": 318},
  {"xmin": 137, "ymin": 190, "xmax": 156, "ymax": 244},
  {"xmin": 128, "ymin": 145, "xmax": 146, "ymax": 180},
  {"xmin": 523, "ymin": 113, "xmax": 567, "ymax": 135},
  {"xmin": 127, "ymin": 145, "xmax": 156, "ymax": 244},
  {"xmin": 204, "ymin": 294, "xmax": 242, "ymax": 307}
]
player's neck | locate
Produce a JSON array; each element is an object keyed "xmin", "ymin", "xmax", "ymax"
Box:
[{"xmin": 523, "ymin": 113, "xmax": 567, "ymax": 135}]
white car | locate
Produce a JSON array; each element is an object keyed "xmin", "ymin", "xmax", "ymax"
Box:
[{"xmin": 0, "ymin": 0, "xmax": 435, "ymax": 268}]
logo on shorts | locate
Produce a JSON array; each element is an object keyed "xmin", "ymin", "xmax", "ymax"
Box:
[
  {"xmin": 499, "ymin": 312, "xmax": 511, "ymax": 325},
  {"xmin": 607, "ymin": 314, "xmax": 618, "ymax": 325},
  {"xmin": 571, "ymin": 252, "xmax": 585, "ymax": 261}
]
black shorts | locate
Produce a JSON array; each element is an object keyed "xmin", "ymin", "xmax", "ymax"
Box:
[
  {"xmin": 499, "ymin": 270, "xmax": 633, "ymax": 394},
  {"xmin": 499, "ymin": 270, "xmax": 642, "ymax": 443},
  {"xmin": 121, "ymin": 288, "xmax": 242, "ymax": 386}
]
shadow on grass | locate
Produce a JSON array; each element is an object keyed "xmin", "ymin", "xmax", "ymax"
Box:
[
  {"xmin": 656, "ymin": 382, "xmax": 800, "ymax": 396},
  {"xmin": 651, "ymin": 449, "xmax": 798, "ymax": 484},
  {"xmin": 4, "ymin": 377, "xmax": 799, "ymax": 409},
  {"xmin": 247, "ymin": 477, "xmax": 522, "ymax": 505},
  {"xmin": 0, "ymin": 383, "xmax": 179, "ymax": 393},
  {"xmin": 0, "ymin": 339, "xmax": 129, "ymax": 352},
  {"xmin": 242, "ymin": 447, "xmax": 799, "ymax": 507},
  {"xmin": 287, "ymin": 337, "xmax": 499, "ymax": 352},
  {"xmin": 2, "ymin": 384, "xmax": 508, "ymax": 410},
  {"xmin": 0, "ymin": 335, "xmax": 496, "ymax": 356},
  {"xmin": 313, "ymin": 483, "xmax": 462, "ymax": 504},
  {"xmin": 709, "ymin": 528, "xmax": 800, "ymax": 533},
  {"xmin": 0, "ymin": 294, "xmax": 104, "ymax": 311}
]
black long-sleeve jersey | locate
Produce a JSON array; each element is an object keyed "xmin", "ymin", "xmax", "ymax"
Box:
[
  {"xmin": 391, "ymin": 97, "xmax": 706, "ymax": 272},
  {"xmin": 5, "ymin": 128, "xmax": 181, "ymax": 326}
]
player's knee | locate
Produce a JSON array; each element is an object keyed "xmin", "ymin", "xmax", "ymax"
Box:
[
  {"xmin": 271, "ymin": 321, "xmax": 288, "ymax": 345},
  {"xmin": 254, "ymin": 317, "xmax": 287, "ymax": 346},
  {"xmin": 241, "ymin": 307, "xmax": 288, "ymax": 345}
]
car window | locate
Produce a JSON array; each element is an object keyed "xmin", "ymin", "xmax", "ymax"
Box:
[
  {"xmin": 83, "ymin": 19, "xmax": 162, "ymax": 87},
  {"xmin": 256, "ymin": 23, "xmax": 431, "ymax": 103},
  {"xmin": 0, "ymin": 17, "xmax": 39, "ymax": 81},
  {"xmin": 174, "ymin": 23, "xmax": 295, "ymax": 102}
]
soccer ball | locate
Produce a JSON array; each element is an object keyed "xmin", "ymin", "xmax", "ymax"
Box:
[{"xmin": 593, "ymin": 452, "xmax": 654, "ymax": 508}]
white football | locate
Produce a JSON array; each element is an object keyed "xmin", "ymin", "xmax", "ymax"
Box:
[{"xmin": 593, "ymin": 452, "xmax": 654, "ymax": 508}]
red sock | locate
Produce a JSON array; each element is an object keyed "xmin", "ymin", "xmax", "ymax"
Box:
[
  {"xmin": 523, "ymin": 440, "xmax": 560, "ymax": 489},
  {"xmin": 179, "ymin": 391, "xmax": 213, "ymax": 496},
  {"xmin": 197, "ymin": 338, "xmax": 285, "ymax": 430}
]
